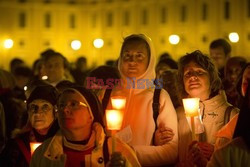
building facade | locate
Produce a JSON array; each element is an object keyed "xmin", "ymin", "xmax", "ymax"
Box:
[{"xmin": 0, "ymin": 0, "xmax": 249, "ymax": 70}]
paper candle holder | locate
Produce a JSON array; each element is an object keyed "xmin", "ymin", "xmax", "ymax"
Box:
[
  {"xmin": 182, "ymin": 98, "xmax": 200, "ymax": 117},
  {"xmin": 111, "ymin": 96, "xmax": 126, "ymax": 110}
]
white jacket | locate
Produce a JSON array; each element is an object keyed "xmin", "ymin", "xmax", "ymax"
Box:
[{"xmin": 107, "ymin": 34, "xmax": 178, "ymax": 166}]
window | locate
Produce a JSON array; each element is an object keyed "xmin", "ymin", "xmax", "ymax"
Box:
[
  {"xmin": 142, "ymin": 9, "xmax": 148, "ymax": 25},
  {"xmin": 248, "ymin": 0, "xmax": 250, "ymax": 18},
  {"xmin": 45, "ymin": 13, "xmax": 51, "ymax": 28},
  {"xmin": 69, "ymin": 14, "xmax": 76, "ymax": 28},
  {"xmin": 44, "ymin": 0, "xmax": 51, "ymax": 3},
  {"xmin": 68, "ymin": 0, "xmax": 76, "ymax": 4},
  {"xmin": 202, "ymin": 3, "xmax": 207, "ymax": 21},
  {"xmin": 19, "ymin": 0, "xmax": 27, "ymax": 3},
  {"xmin": 19, "ymin": 12, "xmax": 26, "ymax": 28},
  {"xmin": 160, "ymin": 7, "xmax": 167, "ymax": 24},
  {"xmin": 106, "ymin": 12, "xmax": 113, "ymax": 27},
  {"xmin": 224, "ymin": 1, "xmax": 230, "ymax": 20},
  {"xmin": 91, "ymin": 14, "xmax": 97, "ymax": 28},
  {"xmin": 180, "ymin": 5, "xmax": 187, "ymax": 22},
  {"xmin": 123, "ymin": 10, "xmax": 130, "ymax": 26}
]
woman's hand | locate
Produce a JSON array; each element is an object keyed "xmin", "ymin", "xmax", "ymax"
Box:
[
  {"xmin": 188, "ymin": 141, "xmax": 209, "ymax": 167},
  {"xmin": 154, "ymin": 123, "xmax": 174, "ymax": 146},
  {"xmin": 107, "ymin": 152, "xmax": 126, "ymax": 167}
]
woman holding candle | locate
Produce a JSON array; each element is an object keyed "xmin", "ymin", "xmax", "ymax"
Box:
[
  {"xmin": 103, "ymin": 34, "xmax": 178, "ymax": 166},
  {"xmin": 30, "ymin": 86, "xmax": 141, "ymax": 167},
  {"xmin": 176, "ymin": 50, "xmax": 239, "ymax": 166},
  {"xmin": 0, "ymin": 84, "xmax": 59, "ymax": 167}
]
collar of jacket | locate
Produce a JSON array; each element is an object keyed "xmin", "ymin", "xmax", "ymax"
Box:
[
  {"xmin": 199, "ymin": 90, "xmax": 228, "ymax": 113},
  {"xmin": 43, "ymin": 122, "xmax": 105, "ymax": 160}
]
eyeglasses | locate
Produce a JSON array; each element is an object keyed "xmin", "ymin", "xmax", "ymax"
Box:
[
  {"xmin": 57, "ymin": 100, "xmax": 88, "ymax": 111},
  {"xmin": 122, "ymin": 53, "xmax": 147, "ymax": 63},
  {"xmin": 184, "ymin": 70, "xmax": 207, "ymax": 79},
  {"xmin": 28, "ymin": 104, "xmax": 52, "ymax": 114}
]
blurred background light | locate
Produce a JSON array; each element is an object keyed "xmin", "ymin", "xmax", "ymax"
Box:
[
  {"xmin": 169, "ymin": 35, "xmax": 180, "ymax": 45},
  {"xmin": 71, "ymin": 40, "xmax": 81, "ymax": 50},
  {"xmin": 229, "ymin": 32, "xmax": 239, "ymax": 43},
  {"xmin": 93, "ymin": 38, "xmax": 104, "ymax": 48},
  {"xmin": 4, "ymin": 39, "xmax": 14, "ymax": 49}
]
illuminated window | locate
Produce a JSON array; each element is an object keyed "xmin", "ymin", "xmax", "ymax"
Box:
[
  {"xmin": 123, "ymin": 10, "xmax": 130, "ymax": 26},
  {"xmin": 142, "ymin": 9, "xmax": 148, "ymax": 25},
  {"xmin": 160, "ymin": 7, "xmax": 167, "ymax": 24},
  {"xmin": 224, "ymin": 1, "xmax": 230, "ymax": 20},
  {"xmin": 19, "ymin": 12, "xmax": 26, "ymax": 28},
  {"xmin": 202, "ymin": 3, "xmax": 207, "ymax": 21},
  {"xmin": 45, "ymin": 13, "xmax": 51, "ymax": 28},
  {"xmin": 69, "ymin": 14, "xmax": 76, "ymax": 28},
  {"xmin": 106, "ymin": 12, "xmax": 113, "ymax": 27},
  {"xmin": 180, "ymin": 5, "xmax": 187, "ymax": 22}
]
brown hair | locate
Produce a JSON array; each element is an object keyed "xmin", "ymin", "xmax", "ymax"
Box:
[{"xmin": 178, "ymin": 50, "xmax": 222, "ymax": 99}]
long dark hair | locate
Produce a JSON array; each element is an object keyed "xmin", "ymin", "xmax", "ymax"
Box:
[{"xmin": 233, "ymin": 86, "xmax": 250, "ymax": 149}]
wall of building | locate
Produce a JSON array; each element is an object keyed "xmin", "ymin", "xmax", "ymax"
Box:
[{"xmin": 0, "ymin": 0, "xmax": 249, "ymax": 70}]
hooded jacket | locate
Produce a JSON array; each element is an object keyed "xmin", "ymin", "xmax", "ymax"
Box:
[{"xmin": 107, "ymin": 34, "xmax": 178, "ymax": 166}]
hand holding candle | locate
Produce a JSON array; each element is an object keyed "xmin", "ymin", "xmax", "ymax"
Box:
[{"xmin": 106, "ymin": 96, "xmax": 126, "ymax": 153}]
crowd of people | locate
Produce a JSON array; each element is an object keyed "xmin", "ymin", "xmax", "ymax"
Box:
[{"xmin": 0, "ymin": 34, "xmax": 249, "ymax": 167}]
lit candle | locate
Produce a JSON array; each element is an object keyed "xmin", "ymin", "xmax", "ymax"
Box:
[
  {"xmin": 30, "ymin": 142, "xmax": 42, "ymax": 155},
  {"xmin": 106, "ymin": 109, "xmax": 123, "ymax": 130},
  {"xmin": 182, "ymin": 98, "xmax": 200, "ymax": 117},
  {"xmin": 111, "ymin": 96, "xmax": 126, "ymax": 110},
  {"xmin": 182, "ymin": 98, "xmax": 200, "ymax": 140}
]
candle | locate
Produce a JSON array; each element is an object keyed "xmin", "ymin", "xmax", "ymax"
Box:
[
  {"xmin": 106, "ymin": 109, "xmax": 123, "ymax": 130},
  {"xmin": 111, "ymin": 96, "xmax": 126, "ymax": 110},
  {"xmin": 182, "ymin": 98, "xmax": 200, "ymax": 140},
  {"xmin": 30, "ymin": 142, "xmax": 42, "ymax": 155},
  {"xmin": 182, "ymin": 98, "xmax": 200, "ymax": 117}
]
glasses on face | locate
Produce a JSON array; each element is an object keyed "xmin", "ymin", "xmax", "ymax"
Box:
[
  {"xmin": 57, "ymin": 100, "xmax": 88, "ymax": 111},
  {"xmin": 122, "ymin": 53, "xmax": 146, "ymax": 63},
  {"xmin": 28, "ymin": 103, "xmax": 52, "ymax": 114},
  {"xmin": 184, "ymin": 70, "xmax": 207, "ymax": 79}
]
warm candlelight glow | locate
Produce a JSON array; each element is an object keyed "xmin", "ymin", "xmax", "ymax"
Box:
[
  {"xmin": 182, "ymin": 98, "xmax": 200, "ymax": 117},
  {"xmin": 30, "ymin": 142, "xmax": 42, "ymax": 155},
  {"xmin": 106, "ymin": 109, "xmax": 123, "ymax": 130},
  {"xmin": 111, "ymin": 96, "xmax": 126, "ymax": 110}
]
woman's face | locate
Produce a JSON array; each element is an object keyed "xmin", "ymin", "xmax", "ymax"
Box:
[
  {"xmin": 183, "ymin": 61, "xmax": 211, "ymax": 101},
  {"xmin": 120, "ymin": 41, "xmax": 149, "ymax": 78},
  {"xmin": 241, "ymin": 65, "xmax": 250, "ymax": 97},
  {"xmin": 28, "ymin": 99, "xmax": 54, "ymax": 130},
  {"xmin": 57, "ymin": 91, "xmax": 93, "ymax": 131}
]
